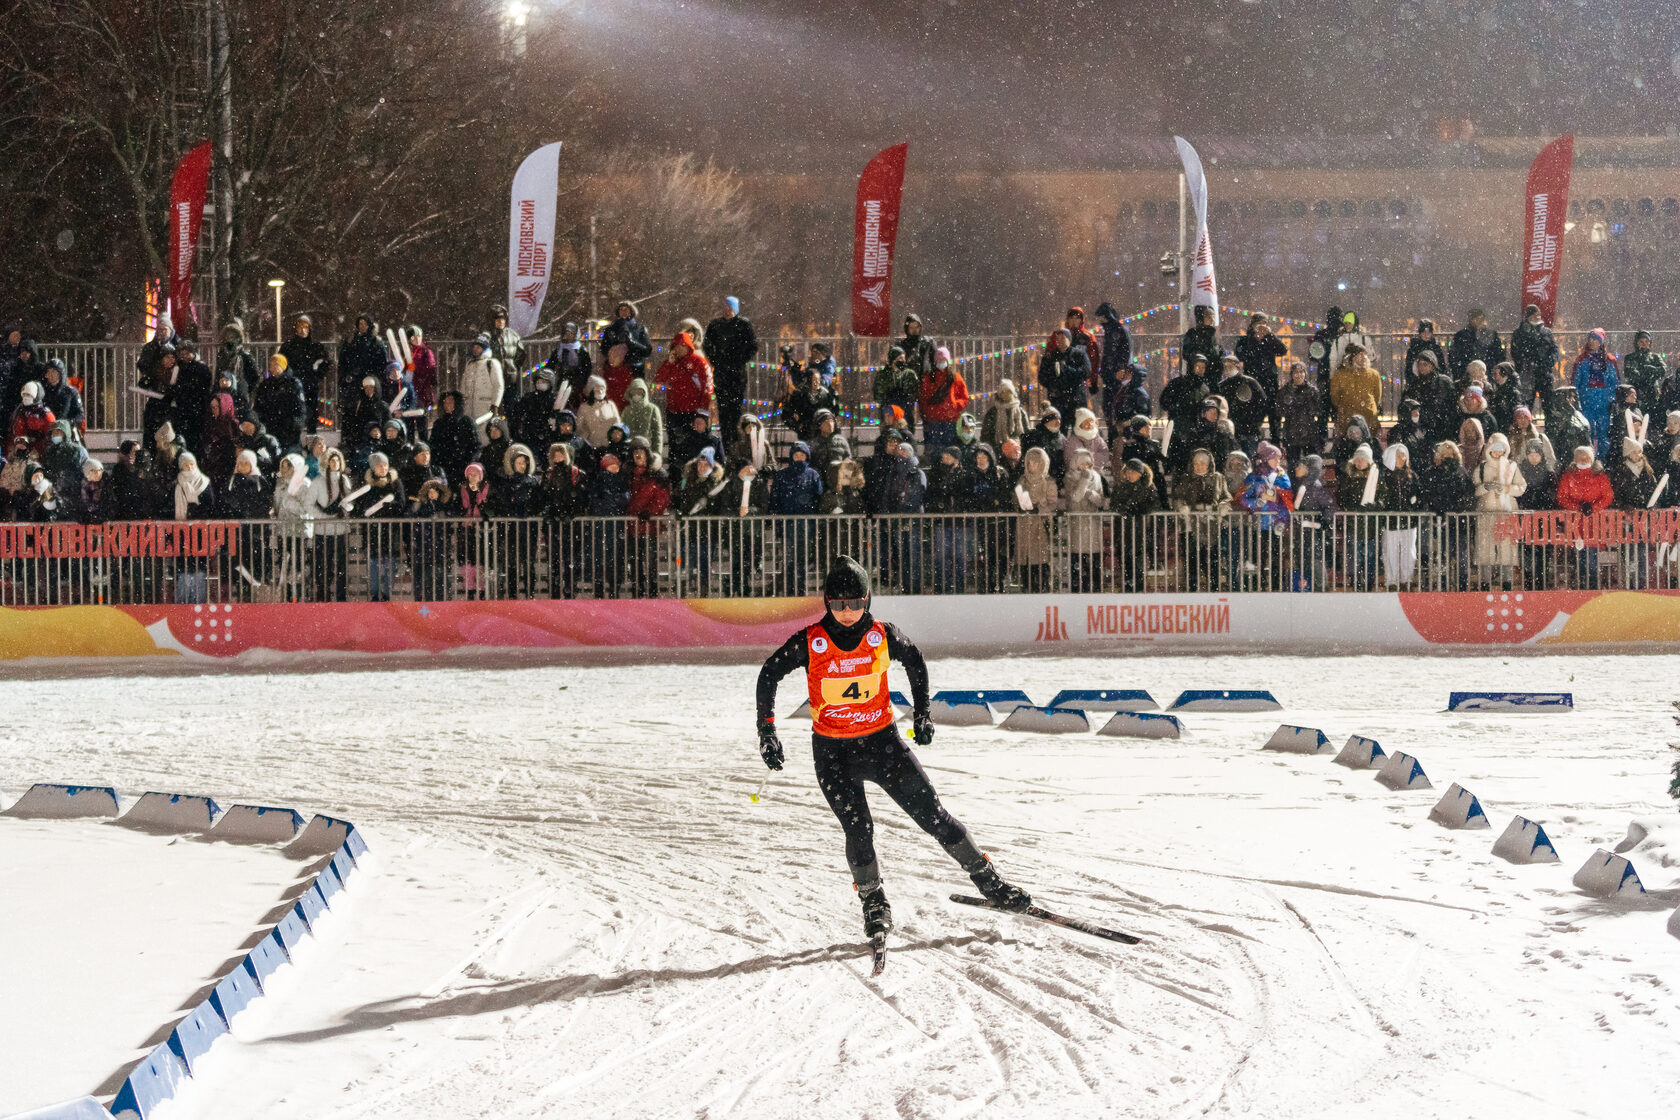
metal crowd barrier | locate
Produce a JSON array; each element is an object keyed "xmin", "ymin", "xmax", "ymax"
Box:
[
  {"xmin": 1, "ymin": 510, "xmax": 1677, "ymax": 606},
  {"xmin": 44, "ymin": 328, "xmax": 1678, "ymax": 433}
]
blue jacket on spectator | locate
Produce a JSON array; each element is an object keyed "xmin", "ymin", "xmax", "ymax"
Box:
[
  {"xmin": 770, "ymin": 441, "xmax": 823, "ymax": 514},
  {"xmin": 1571, "ymin": 331, "xmax": 1619, "ymax": 458}
]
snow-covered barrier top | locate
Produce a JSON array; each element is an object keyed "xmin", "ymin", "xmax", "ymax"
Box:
[
  {"xmin": 1261, "ymin": 725, "xmax": 1331, "ymax": 754},
  {"xmin": 1375, "ymin": 751, "xmax": 1432, "ymax": 791},
  {"xmin": 932, "ymin": 690, "xmax": 1034, "ymax": 714},
  {"xmin": 285, "ymin": 814, "xmax": 358, "ymax": 858},
  {"xmin": 1045, "ymin": 689, "xmax": 1158, "ymax": 712},
  {"xmin": 1334, "ymin": 735, "xmax": 1386, "ymax": 770},
  {"xmin": 206, "ymin": 804, "xmax": 305, "ymax": 845},
  {"xmin": 1169, "ymin": 689, "xmax": 1282, "ymax": 712},
  {"xmin": 1429, "ymin": 783, "xmax": 1490, "ymax": 829},
  {"xmin": 167, "ymin": 999, "xmax": 229, "ymax": 1076},
  {"xmin": 1096, "ymin": 711, "xmax": 1182, "ymax": 739},
  {"xmin": 117, "ymin": 793, "xmax": 220, "ymax": 833},
  {"xmin": 998, "ymin": 705, "xmax": 1089, "ymax": 734},
  {"xmin": 1572, "ymin": 849, "xmax": 1646, "ymax": 899},
  {"xmin": 1447, "ymin": 692, "xmax": 1573, "ymax": 712},
  {"xmin": 927, "ymin": 697, "xmax": 995, "ymax": 726},
  {"xmin": 2, "ymin": 783, "xmax": 121, "ymax": 820},
  {"xmin": 1491, "ymin": 815, "xmax": 1560, "ymax": 864}
]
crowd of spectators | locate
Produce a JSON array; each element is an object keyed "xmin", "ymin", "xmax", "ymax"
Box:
[{"xmin": 3, "ymin": 294, "xmax": 1679, "ymax": 601}]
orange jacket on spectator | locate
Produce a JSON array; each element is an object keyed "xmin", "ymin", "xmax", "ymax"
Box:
[
  {"xmin": 658, "ymin": 335, "xmax": 714, "ymax": 414},
  {"xmin": 918, "ymin": 367, "xmax": 970, "ymax": 424}
]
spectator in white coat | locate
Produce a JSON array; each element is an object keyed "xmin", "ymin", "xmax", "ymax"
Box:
[
  {"xmin": 460, "ymin": 333, "xmax": 504, "ymax": 432},
  {"xmin": 574, "ymin": 374, "xmax": 622, "ymax": 449},
  {"xmin": 1472, "ymin": 431, "xmax": 1526, "ymax": 586}
]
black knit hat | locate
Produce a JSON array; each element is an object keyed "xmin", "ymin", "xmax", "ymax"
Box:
[{"xmin": 823, "ymin": 555, "xmax": 871, "ymax": 605}]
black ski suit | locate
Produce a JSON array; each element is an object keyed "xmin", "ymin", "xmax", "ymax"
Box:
[{"xmin": 756, "ymin": 613, "xmax": 976, "ymax": 884}]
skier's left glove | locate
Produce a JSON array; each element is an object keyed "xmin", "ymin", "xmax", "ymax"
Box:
[
  {"xmin": 910, "ymin": 712, "xmax": 935, "ymax": 746},
  {"xmin": 757, "ymin": 718, "xmax": 784, "ymax": 770}
]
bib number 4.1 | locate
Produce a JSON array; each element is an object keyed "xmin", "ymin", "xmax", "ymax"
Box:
[{"xmin": 820, "ymin": 675, "xmax": 876, "ymax": 706}]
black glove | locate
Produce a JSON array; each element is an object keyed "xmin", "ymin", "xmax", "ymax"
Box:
[
  {"xmin": 757, "ymin": 718, "xmax": 784, "ymax": 771},
  {"xmin": 1579, "ymin": 501, "xmax": 1593, "ymax": 516},
  {"xmin": 910, "ymin": 713, "xmax": 935, "ymax": 746}
]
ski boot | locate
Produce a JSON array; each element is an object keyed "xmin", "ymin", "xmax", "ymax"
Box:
[
  {"xmin": 964, "ymin": 853, "xmax": 1032, "ymax": 912},
  {"xmin": 856, "ymin": 878, "xmax": 893, "ymax": 937}
]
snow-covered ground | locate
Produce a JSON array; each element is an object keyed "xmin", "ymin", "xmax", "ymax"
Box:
[
  {"xmin": 0, "ymin": 821, "xmax": 304, "ymax": 1113},
  {"xmin": 3, "ymin": 651, "xmax": 1678, "ymax": 1119}
]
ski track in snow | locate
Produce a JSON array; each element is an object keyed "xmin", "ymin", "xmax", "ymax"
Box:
[{"xmin": 1, "ymin": 652, "xmax": 1677, "ymax": 1118}]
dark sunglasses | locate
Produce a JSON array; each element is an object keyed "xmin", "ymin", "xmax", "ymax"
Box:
[{"xmin": 827, "ymin": 598, "xmax": 868, "ymax": 613}]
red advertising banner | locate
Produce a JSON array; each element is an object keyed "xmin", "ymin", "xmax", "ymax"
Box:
[
  {"xmin": 1519, "ymin": 134, "xmax": 1573, "ymax": 325},
  {"xmin": 0, "ymin": 521, "xmax": 237, "ymax": 560},
  {"xmin": 14, "ymin": 590, "xmax": 1680, "ymax": 663},
  {"xmin": 851, "ymin": 143, "xmax": 908, "ymax": 337},
  {"xmin": 1497, "ymin": 508, "xmax": 1680, "ymax": 548},
  {"xmin": 167, "ymin": 141, "xmax": 213, "ymax": 326}
]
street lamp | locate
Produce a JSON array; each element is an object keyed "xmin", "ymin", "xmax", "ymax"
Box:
[{"xmin": 268, "ymin": 279, "xmax": 285, "ymax": 344}]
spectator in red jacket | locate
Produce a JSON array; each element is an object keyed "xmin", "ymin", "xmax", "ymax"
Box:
[
  {"xmin": 9, "ymin": 381, "xmax": 56, "ymax": 457},
  {"xmin": 918, "ymin": 346, "xmax": 970, "ymax": 455},
  {"xmin": 657, "ymin": 331, "xmax": 714, "ymax": 431},
  {"xmin": 601, "ymin": 343, "xmax": 636, "ymax": 408},
  {"xmin": 1555, "ymin": 444, "xmax": 1613, "ymax": 588},
  {"xmin": 1555, "ymin": 444, "xmax": 1612, "ymax": 515},
  {"xmin": 625, "ymin": 436, "xmax": 671, "ymax": 598}
]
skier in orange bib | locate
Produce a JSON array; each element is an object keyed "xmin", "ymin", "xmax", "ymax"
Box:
[{"xmin": 756, "ymin": 556, "xmax": 1030, "ymax": 940}]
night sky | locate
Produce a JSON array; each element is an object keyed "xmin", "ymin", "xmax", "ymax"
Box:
[{"xmin": 559, "ymin": 0, "xmax": 1680, "ymax": 170}]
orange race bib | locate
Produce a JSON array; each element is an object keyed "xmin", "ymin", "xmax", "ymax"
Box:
[{"xmin": 807, "ymin": 622, "xmax": 894, "ymax": 738}]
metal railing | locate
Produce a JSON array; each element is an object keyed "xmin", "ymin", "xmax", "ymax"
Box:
[
  {"xmin": 2, "ymin": 510, "xmax": 1675, "ymax": 606},
  {"xmin": 36, "ymin": 326, "xmax": 1678, "ymax": 448}
]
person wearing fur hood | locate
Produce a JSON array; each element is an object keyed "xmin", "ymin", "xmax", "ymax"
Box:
[
  {"xmin": 1014, "ymin": 446, "xmax": 1059, "ymax": 591},
  {"xmin": 492, "ymin": 442, "xmax": 543, "ymax": 516},
  {"xmin": 1063, "ymin": 447, "xmax": 1107, "ymax": 591},
  {"xmin": 1471, "ymin": 432, "xmax": 1525, "ymax": 582},
  {"xmin": 728, "ymin": 413, "xmax": 772, "ymax": 473},
  {"xmin": 819, "ymin": 457, "xmax": 867, "ymax": 515},
  {"xmin": 677, "ymin": 446, "xmax": 730, "ymax": 516},
  {"xmin": 621, "ymin": 377, "xmax": 666, "ymax": 460},
  {"xmin": 980, "ymin": 379, "xmax": 1029, "ymax": 451},
  {"xmin": 575, "ymin": 374, "xmax": 623, "ymax": 448},
  {"xmin": 1061, "ymin": 406, "xmax": 1109, "ymax": 477}
]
